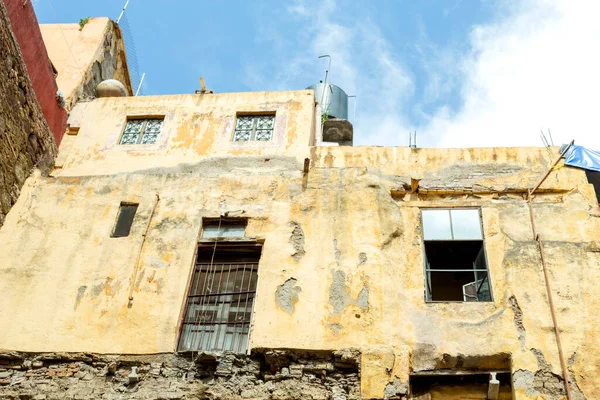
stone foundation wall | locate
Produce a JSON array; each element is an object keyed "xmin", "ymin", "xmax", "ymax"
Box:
[
  {"xmin": 0, "ymin": 1, "xmax": 57, "ymax": 227},
  {"xmin": 0, "ymin": 349, "xmax": 360, "ymax": 400}
]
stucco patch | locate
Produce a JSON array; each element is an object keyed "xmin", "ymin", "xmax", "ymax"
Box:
[
  {"xmin": 358, "ymin": 252, "xmax": 367, "ymax": 265},
  {"xmin": 333, "ymin": 239, "xmax": 341, "ymax": 262},
  {"xmin": 327, "ymin": 323, "xmax": 343, "ymax": 334},
  {"xmin": 329, "ymin": 269, "xmax": 369, "ymax": 315},
  {"xmin": 74, "ymin": 285, "xmax": 87, "ymax": 310},
  {"xmin": 275, "ymin": 278, "xmax": 302, "ymax": 314},
  {"xmin": 508, "ymin": 295, "xmax": 526, "ymax": 349},
  {"xmin": 288, "ymin": 222, "xmax": 305, "ymax": 262}
]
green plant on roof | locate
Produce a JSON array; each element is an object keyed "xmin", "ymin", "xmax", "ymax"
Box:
[
  {"xmin": 321, "ymin": 107, "xmax": 330, "ymax": 126},
  {"xmin": 79, "ymin": 17, "xmax": 91, "ymax": 31}
]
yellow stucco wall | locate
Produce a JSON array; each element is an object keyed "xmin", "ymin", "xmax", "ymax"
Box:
[{"xmin": 0, "ymin": 90, "xmax": 598, "ymax": 399}]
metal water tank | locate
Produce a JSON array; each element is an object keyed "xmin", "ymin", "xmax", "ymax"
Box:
[{"xmin": 306, "ymin": 83, "xmax": 348, "ymax": 120}]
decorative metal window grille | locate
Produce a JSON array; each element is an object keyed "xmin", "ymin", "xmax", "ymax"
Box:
[
  {"xmin": 233, "ymin": 115, "xmax": 275, "ymax": 142},
  {"xmin": 178, "ymin": 244, "xmax": 261, "ymax": 353},
  {"xmin": 421, "ymin": 209, "xmax": 492, "ymax": 302},
  {"xmin": 119, "ymin": 118, "xmax": 163, "ymax": 145}
]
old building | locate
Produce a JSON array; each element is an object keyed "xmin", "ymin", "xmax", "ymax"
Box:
[{"xmin": 0, "ymin": 83, "xmax": 599, "ymax": 399}]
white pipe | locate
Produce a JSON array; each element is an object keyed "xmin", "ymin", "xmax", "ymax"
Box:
[
  {"xmin": 117, "ymin": 0, "xmax": 130, "ymax": 24},
  {"xmin": 135, "ymin": 72, "xmax": 145, "ymax": 96},
  {"xmin": 318, "ymin": 55, "xmax": 331, "ymax": 120}
]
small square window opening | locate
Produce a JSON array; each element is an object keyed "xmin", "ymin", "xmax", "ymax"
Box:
[
  {"xmin": 233, "ymin": 115, "xmax": 275, "ymax": 142},
  {"xmin": 119, "ymin": 118, "xmax": 163, "ymax": 145},
  {"xmin": 111, "ymin": 203, "xmax": 138, "ymax": 237},
  {"xmin": 421, "ymin": 209, "xmax": 492, "ymax": 302}
]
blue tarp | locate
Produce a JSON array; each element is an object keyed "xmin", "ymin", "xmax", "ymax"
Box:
[{"xmin": 563, "ymin": 145, "xmax": 600, "ymax": 173}]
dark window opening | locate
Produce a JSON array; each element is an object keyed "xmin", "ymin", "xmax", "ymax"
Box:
[
  {"xmin": 111, "ymin": 203, "xmax": 138, "ymax": 238},
  {"xmin": 585, "ymin": 170, "xmax": 600, "ymax": 204},
  {"xmin": 422, "ymin": 209, "xmax": 492, "ymax": 302},
  {"xmin": 410, "ymin": 373, "xmax": 513, "ymax": 400},
  {"xmin": 178, "ymin": 243, "xmax": 261, "ymax": 353}
]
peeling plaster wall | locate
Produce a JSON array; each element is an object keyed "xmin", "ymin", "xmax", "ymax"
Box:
[
  {"xmin": 53, "ymin": 91, "xmax": 315, "ymax": 176},
  {"xmin": 0, "ymin": 92, "xmax": 599, "ymax": 399}
]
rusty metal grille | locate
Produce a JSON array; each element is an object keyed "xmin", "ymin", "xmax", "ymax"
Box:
[{"xmin": 178, "ymin": 245, "xmax": 260, "ymax": 353}]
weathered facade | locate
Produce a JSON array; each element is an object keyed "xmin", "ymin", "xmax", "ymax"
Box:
[
  {"xmin": 0, "ymin": 0, "xmax": 57, "ymax": 227},
  {"xmin": 40, "ymin": 17, "xmax": 134, "ymax": 111},
  {"xmin": 0, "ymin": 89, "xmax": 599, "ymax": 399}
]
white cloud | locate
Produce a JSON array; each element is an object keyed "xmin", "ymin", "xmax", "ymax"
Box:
[
  {"xmin": 249, "ymin": 0, "xmax": 416, "ymax": 145},
  {"xmin": 423, "ymin": 0, "xmax": 600, "ymax": 149},
  {"xmin": 253, "ymin": 0, "xmax": 600, "ymax": 150}
]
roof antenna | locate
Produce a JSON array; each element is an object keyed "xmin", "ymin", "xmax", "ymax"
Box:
[
  {"xmin": 540, "ymin": 130, "xmax": 550, "ymax": 148},
  {"xmin": 117, "ymin": 0, "xmax": 130, "ymax": 24},
  {"xmin": 196, "ymin": 77, "xmax": 213, "ymax": 94},
  {"xmin": 318, "ymin": 55, "xmax": 331, "ymax": 119},
  {"xmin": 409, "ymin": 131, "xmax": 417, "ymax": 148},
  {"xmin": 135, "ymin": 72, "xmax": 145, "ymax": 96}
]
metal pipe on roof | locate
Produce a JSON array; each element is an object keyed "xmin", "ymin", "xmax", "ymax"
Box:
[
  {"xmin": 318, "ymin": 55, "xmax": 331, "ymax": 119},
  {"xmin": 527, "ymin": 140, "xmax": 574, "ymax": 400},
  {"xmin": 117, "ymin": 0, "xmax": 130, "ymax": 24}
]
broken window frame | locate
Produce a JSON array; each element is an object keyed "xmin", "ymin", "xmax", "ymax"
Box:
[
  {"xmin": 420, "ymin": 208, "xmax": 493, "ymax": 303},
  {"xmin": 232, "ymin": 114, "xmax": 276, "ymax": 142},
  {"xmin": 118, "ymin": 117, "xmax": 164, "ymax": 145}
]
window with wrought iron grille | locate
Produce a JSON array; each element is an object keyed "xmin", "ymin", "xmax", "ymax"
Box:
[
  {"xmin": 421, "ymin": 208, "xmax": 492, "ymax": 302},
  {"xmin": 232, "ymin": 115, "xmax": 275, "ymax": 142},
  {"xmin": 178, "ymin": 221, "xmax": 260, "ymax": 353},
  {"xmin": 119, "ymin": 118, "xmax": 163, "ymax": 145}
]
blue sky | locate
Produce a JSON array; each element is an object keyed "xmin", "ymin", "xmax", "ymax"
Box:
[{"xmin": 34, "ymin": 1, "xmax": 600, "ymax": 149}]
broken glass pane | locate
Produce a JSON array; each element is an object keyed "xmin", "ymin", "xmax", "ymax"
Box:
[{"xmin": 475, "ymin": 270, "xmax": 491, "ymax": 301}]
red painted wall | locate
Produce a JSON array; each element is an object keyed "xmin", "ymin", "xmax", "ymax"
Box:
[{"xmin": 3, "ymin": 0, "xmax": 67, "ymax": 145}]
